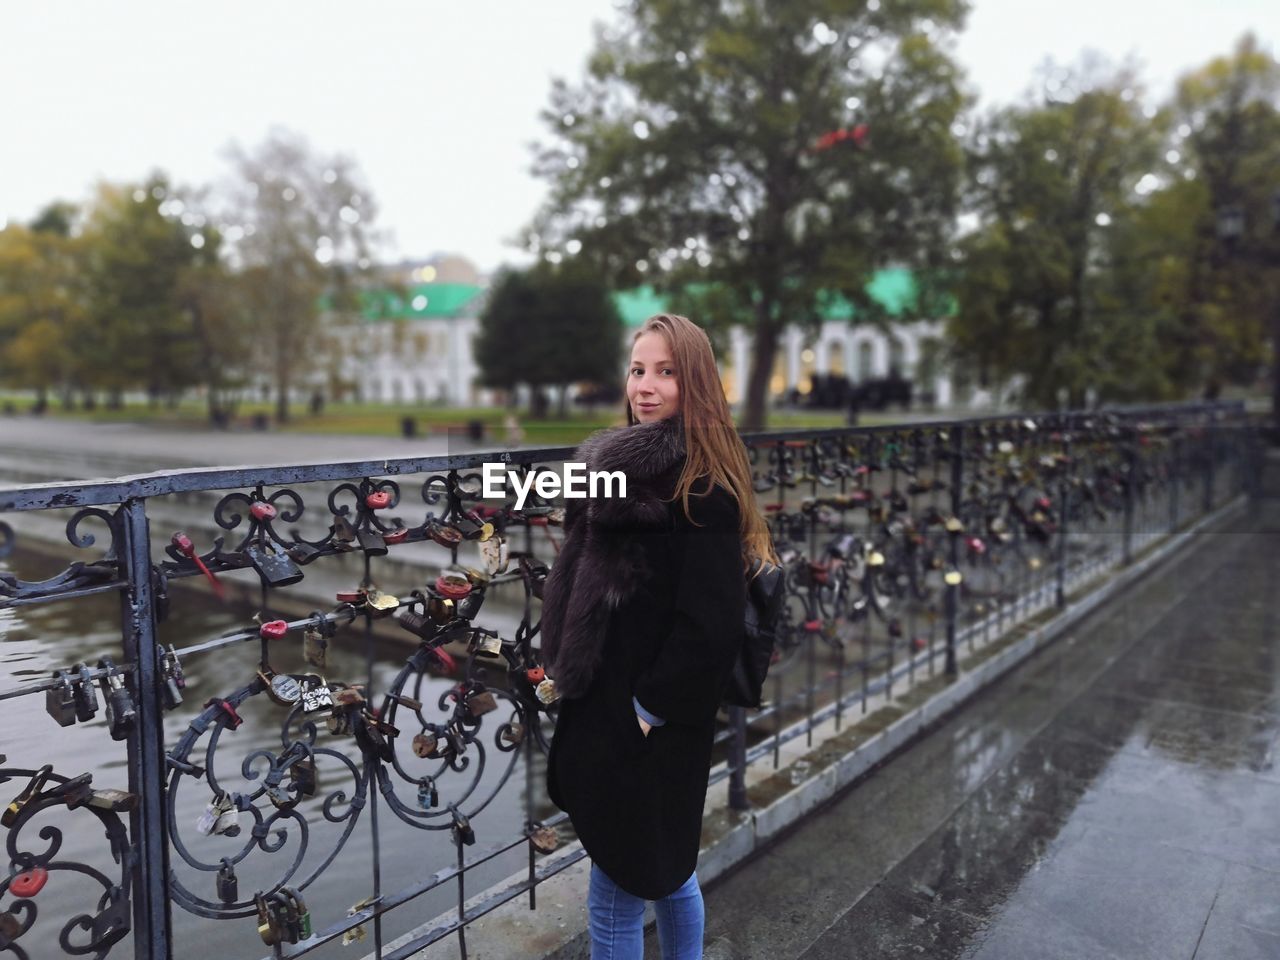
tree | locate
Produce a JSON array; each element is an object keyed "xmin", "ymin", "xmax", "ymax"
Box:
[
  {"xmin": 223, "ymin": 129, "xmax": 380, "ymax": 422},
  {"xmin": 0, "ymin": 206, "xmax": 90, "ymax": 408},
  {"xmin": 528, "ymin": 0, "xmax": 970, "ymax": 428},
  {"xmin": 78, "ymin": 176, "xmax": 214, "ymax": 408},
  {"xmin": 475, "ymin": 262, "xmax": 623, "ymax": 417},
  {"xmin": 950, "ymin": 58, "xmax": 1165, "ymax": 407},
  {"xmin": 1162, "ymin": 34, "xmax": 1280, "ymax": 410}
]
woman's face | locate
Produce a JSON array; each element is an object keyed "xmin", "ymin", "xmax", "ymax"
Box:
[{"xmin": 627, "ymin": 332, "xmax": 680, "ymax": 423}]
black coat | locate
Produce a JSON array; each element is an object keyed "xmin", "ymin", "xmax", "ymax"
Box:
[{"xmin": 542, "ymin": 419, "xmax": 745, "ymax": 900}]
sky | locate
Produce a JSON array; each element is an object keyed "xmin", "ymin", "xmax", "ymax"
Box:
[{"xmin": 1, "ymin": 1, "xmax": 1273, "ymax": 275}]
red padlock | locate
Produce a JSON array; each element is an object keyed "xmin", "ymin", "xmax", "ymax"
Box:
[
  {"xmin": 526, "ymin": 666, "xmax": 546, "ymax": 684},
  {"xmin": 250, "ymin": 501, "xmax": 278, "ymax": 521},
  {"xmin": 428, "ymin": 649, "xmax": 458, "ymax": 675},
  {"xmin": 966, "ymin": 536, "xmax": 987, "ymax": 555},
  {"xmin": 911, "ymin": 637, "xmax": 928, "ymax": 651},
  {"xmin": 366, "ymin": 491, "xmax": 392, "ymax": 510},
  {"xmin": 1035, "ymin": 496, "xmax": 1052, "ymax": 511},
  {"xmin": 205, "ymin": 698, "xmax": 243, "ymax": 730},
  {"xmin": 10, "ymin": 867, "xmax": 48, "ymax": 898},
  {"xmin": 259, "ymin": 620, "xmax": 289, "ymax": 640},
  {"xmin": 435, "ymin": 575, "xmax": 472, "ymax": 600},
  {"xmin": 384, "ymin": 527, "xmax": 408, "ymax": 545},
  {"xmin": 803, "ymin": 619, "xmax": 823, "ymax": 633}
]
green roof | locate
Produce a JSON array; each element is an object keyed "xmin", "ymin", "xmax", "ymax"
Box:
[
  {"xmin": 611, "ymin": 268, "xmax": 931, "ymax": 328},
  {"xmin": 359, "ymin": 282, "xmax": 484, "ymax": 321}
]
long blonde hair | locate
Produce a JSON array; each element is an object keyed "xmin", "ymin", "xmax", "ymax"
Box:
[{"xmin": 626, "ymin": 314, "xmax": 778, "ymax": 568}]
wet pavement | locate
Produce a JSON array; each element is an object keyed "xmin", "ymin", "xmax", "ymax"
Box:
[{"xmin": 675, "ymin": 486, "xmax": 1280, "ymax": 958}]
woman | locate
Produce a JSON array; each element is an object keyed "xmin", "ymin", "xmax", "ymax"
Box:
[{"xmin": 541, "ymin": 314, "xmax": 775, "ymax": 959}]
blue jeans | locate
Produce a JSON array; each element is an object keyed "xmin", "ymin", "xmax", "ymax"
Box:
[{"xmin": 587, "ymin": 863, "xmax": 704, "ymax": 960}]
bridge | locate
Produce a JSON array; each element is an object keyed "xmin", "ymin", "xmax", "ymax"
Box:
[{"xmin": 0, "ymin": 403, "xmax": 1261, "ymax": 959}]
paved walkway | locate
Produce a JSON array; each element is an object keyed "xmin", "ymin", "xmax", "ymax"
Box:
[{"xmin": 667, "ymin": 476, "xmax": 1280, "ymax": 958}]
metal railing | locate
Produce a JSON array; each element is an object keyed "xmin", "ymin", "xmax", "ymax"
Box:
[{"xmin": 0, "ymin": 401, "xmax": 1252, "ymax": 959}]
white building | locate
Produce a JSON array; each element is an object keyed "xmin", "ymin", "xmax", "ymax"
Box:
[{"xmin": 332, "ymin": 258, "xmax": 973, "ymax": 411}]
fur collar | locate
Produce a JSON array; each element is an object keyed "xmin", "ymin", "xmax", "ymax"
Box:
[{"xmin": 540, "ymin": 416, "xmax": 685, "ymax": 698}]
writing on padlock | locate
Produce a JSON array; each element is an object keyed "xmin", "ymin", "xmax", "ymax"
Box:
[{"xmin": 298, "ymin": 676, "xmax": 334, "ymax": 714}]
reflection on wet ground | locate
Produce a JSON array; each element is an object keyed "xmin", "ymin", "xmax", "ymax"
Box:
[{"xmin": 683, "ymin": 498, "xmax": 1280, "ymax": 960}]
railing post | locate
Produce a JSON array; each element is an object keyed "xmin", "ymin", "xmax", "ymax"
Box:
[
  {"xmin": 727, "ymin": 706, "xmax": 749, "ymax": 812},
  {"xmin": 1202, "ymin": 420, "xmax": 1214, "ymax": 516},
  {"xmin": 1055, "ymin": 431, "xmax": 1070, "ymax": 608},
  {"xmin": 1122, "ymin": 437, "xmax": 1136, "ymax": 566},
  {"xmin": 119, "ymin": 498, "xmax": 173, "ymax": 960},
  {"xmin": 945, "ymin": 425, "xmax": 964, "ymax": 677}
]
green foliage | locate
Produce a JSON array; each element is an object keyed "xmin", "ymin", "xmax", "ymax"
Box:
[
  {"xmin": 476, "ymin": 261, "xmax": 624, "ymax": 414},
  {"xmin": 951, "ymin": 36, "xmax": 1280, "ymax": 407},
  {"xmin": 529, "ymin": 0, "xmax": 971, "ymax": 426}
]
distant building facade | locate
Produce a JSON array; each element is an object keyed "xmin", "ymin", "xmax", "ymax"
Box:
[{"xmin": 330, "ymin": 256, "xmax": 974, "ymax": 411}]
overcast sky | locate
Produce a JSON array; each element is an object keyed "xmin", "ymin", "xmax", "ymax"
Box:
[{"xmin": 1, "ymin": 1, "xmax": 1272, "ymax": 274}]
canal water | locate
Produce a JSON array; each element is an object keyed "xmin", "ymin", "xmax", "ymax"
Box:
[{"xmin": 0, "ymin": 545, "xmax": 559, "ymax": 960}]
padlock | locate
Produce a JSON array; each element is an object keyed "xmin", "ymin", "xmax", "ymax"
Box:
[
  {"xmin": 283, "ymin": 887, "xmax": 311, "ymax": 940},
  {"xmin": 435, "ymin": 573, "xmax": 471, "ymax": 600},
  {"xmin": 213, "ymin": 796, "xmax": 242, "ymax": 837},
  {"xmin": 327, "ymin": 710, "xmax": 354, "ymax": 737},
  {"xmin": 529, "ymin": 824, "xmax": 560, "ymax": 854},
  {"xmin": 500, "ymin": 723, "xmax": 525, "ymax": 746},
  {"xmin": 10, "ymin": 867, "xmax": 48, "ymax": 898},
  {"xmin": 456, "ymin": 589, "xmax": 486, "ymax": 621},
  {"xmin": 0, "ymin": 910, "xmax": 23, "ymax": 944},
  {"xmin": 357, "ymin": 712, "xmax": 395, "ymax": 762},
  {"xmin": 366, "ymin": 490, "xmax": 393, "ymax": 510},
  {"xmin": 451, "ymin": 808, "xmax": 476, "ymax": 846},
  {"xmin": 90, "ymin": 886, "xmax": 131, "ymax": 948},
  {"xmin": 256, "ymin": 892, "xmax": 280, "ymax": 946},
  {"xmin": 427, "ymin": 522, "xmax": 463, "ymax": 548},
  {"xmin": 205, "ymin": 698, "xmax": 243, "ymax": 730},
  {"xmin": 363, "ymin": 586, "xmax": 400, "ymax": 616},
  {"xmin": 389, "ymin": 692, "xmax": 423, "ymax": 712},
  {"xmin": 535, "ymin": 678, "xmax": 560, "ymax": 706},
  {"xmin": 463, "ymin": 689, "xmax": 499, "ymax": 720},
  {"xmin": 72, "ymin": 663, "xmax": 98, "ymax": 722},
  {"xmin": 45, "ymin": 669, "xmax": 77, "ymax": 727},
  {"xmin": 259, "ymin": 619, "xmax": 289, "ymax": 641},
  {"xmin": 155, "ymin": 646, "xmax": 183, "ymax": 711},
  {"xmin": 416, "ymin": 778, "xmax": 439, "ymax": 809},
  {"xmin": 411, "ymin": 731, "xmax": 439, "ymax": 759},
  {"xmin": 289, "ymin": 754, "xmax": 317, "ymax": 800},
  {"xmin": 95, "ymin": 658, "xmax": 136, "ymax": 742},
  {"xmin": 195, "ymin": 794, "xmax": 223, "ymax": 836},
  {"xmin": 384, "ymin": 526, "xmax": 409, "ymax": 545},
  {"xmin": 264, "ymin": 780, "xmax": 295, "ymax": 811},
  {"xmin": 167, "ymin": 645, "xmax": 187, "ymax": 689},
  {"xmin": 331, "ymin": 512, "xmax": 357, "ymax": 545},
  {"xmin": 343, "ymin": 897, "xmax": 376, "ymax": 946},
  {"xmin": 65, "ymin": 783, "xmax": 137, "ymax": 814},
  {"xmin": 472, "ymin": 630, "xmax": 502, "ymax": 659},
  {"xmin": 259, "ymin": 670, "xmax": 303, "ymax": 708},
  {"xmin": 250, "ymin": 500, "xmax": 278, "ymax": 522},
  {"xmin": 299, "ymin": 677, "xmax": 334, "ymax": 714},
  {"xmin": 244, "ymin": 542, "xmax": 304, "ymax": 588},
  {"xmin": 302, "ymin": 625, "xmax": 328, "ymax": 671},
  {"xmin": 216, "ymin": 859, "xmax": 238, "ymax": 905},
  {"xmin": 354, "ymin": 523, "xmax": 387, "ymax": 556},
  {"xmin": 286, "ymin": 539, "xmax": 323, "ymax": 564}
]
